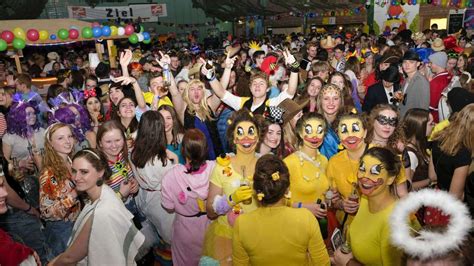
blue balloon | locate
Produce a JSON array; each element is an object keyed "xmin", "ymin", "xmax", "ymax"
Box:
[
  {"xmin": 101, "ymin": 26, "xmax": 111, "ymax": 37},
  {"xmin": 50, "ymin": 34, "xmax": 57, "ymax": 40},
  {"xmin": 92, "ymin": 27, "xmax": 102, "ymax": 38},
  {"xmin": 142, "ymin": 32, "xmax": 150, "ymax": 40}
]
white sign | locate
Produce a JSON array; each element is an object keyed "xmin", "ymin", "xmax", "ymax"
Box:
[{"xmin": 68, "ymin": 4, "xmax": 167, "ymax": 22}]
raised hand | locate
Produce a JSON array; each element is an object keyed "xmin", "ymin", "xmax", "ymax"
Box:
[
  {"xmin": 156, "ymin": 51, "xmax": 171, "ymax": 68},
  {"xmin": 119, "ymin": 49, "xmax": 133, "ymax": 66}
]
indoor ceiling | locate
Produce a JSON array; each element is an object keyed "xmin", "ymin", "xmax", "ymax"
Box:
[{"xmin": 192, "ymin": 0, "xmax": 365, "ymax": 20}]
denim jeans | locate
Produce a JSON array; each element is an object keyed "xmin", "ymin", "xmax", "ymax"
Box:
[
  {"xmin": 217, "ymin": 108, "xmax": 233, "ymax": 153},
  {"xmin": 0, "ymin": 209, "xmax": 52, "ymax": 264},
  {"xmin": 44, "ymin": 220, "xmax": 74, "ymax": 257}
]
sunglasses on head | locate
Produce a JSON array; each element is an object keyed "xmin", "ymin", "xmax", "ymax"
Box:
[{"xmin": 375, "ymin": 115, "xmax": 398, "ymax": 127}]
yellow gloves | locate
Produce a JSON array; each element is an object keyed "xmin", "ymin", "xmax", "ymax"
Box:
[{"xmin": 228, "ymin": 186, "xmax": 253, "ymax": 206}]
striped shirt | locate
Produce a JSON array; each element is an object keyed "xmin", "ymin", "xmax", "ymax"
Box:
[{"xmin": 106, "ymin": 153, "xmax": 135, "ymax": 193}]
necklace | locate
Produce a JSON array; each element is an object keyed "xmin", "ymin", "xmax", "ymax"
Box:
[{"xmin": 296, "ymin": 151, "xmax": 321, "ymax": 182}]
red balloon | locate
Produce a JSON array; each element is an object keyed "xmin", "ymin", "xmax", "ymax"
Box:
[
  {"xmin": 125, "ymin": 24, "xmax": 135, "ymax": 35},
  {"xmin": 1, "ymin": 30, "xmax": 14, "ymax": 44},
  {"xmin": 69, "ymin": 29, "xmax": 79, "ymax": 39},
  {"xmin": 26, "ymin": 29, "xmax": 39, "ymax": 41}
]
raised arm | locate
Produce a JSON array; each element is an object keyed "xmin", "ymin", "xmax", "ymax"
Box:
[
  {"xmin": 283, "ymin": 49, "xmax": 299, "ymax": 97},
  {"xmin": 119, "ymin": 49, "xmax": 133, "ymax": 77},
  {"xmin": 112, "ymin": 76, "xmax": 147, "ymax": 110},
  {"xmin": 207, "ymin": 55, "xmax": 238, "ymax": 113},
  {"xmin": 157, "ymin": 51, "xmax": 186, "ymax": 122},
  {"xmin": 200, "ymin": 58, "xmax": 227, "ymax": 99}
]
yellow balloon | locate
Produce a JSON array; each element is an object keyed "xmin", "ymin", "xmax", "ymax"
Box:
[
  {"xmin": 110, "ymin": 25, "xmax": 118, "ymax": 36},
  {"xmin": 13, "ymin": 27, "xmax": 26, "ymax": 40},
  {"xmin": 441, "ymin": 0, "xmax": 447, "ymax": 6},
  {"xmin": 39, "ymin": 30, "xmax": 49, "ymax": 41}
]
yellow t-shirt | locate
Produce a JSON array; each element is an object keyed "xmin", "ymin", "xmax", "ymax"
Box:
[
  {"xmin": 142, "ymin": 92, "xmax": 173, "ymax": 108},
  {"xmin": 284, "ymin": 151, "xmax": 330, "ymax": 203},
  {"xmin": 232, "ymin": 206, "xmax": 330, "ymax": 266},
  {"xmin": 349, "ymin": 199, "xmax": 401, "ymax": 266}
]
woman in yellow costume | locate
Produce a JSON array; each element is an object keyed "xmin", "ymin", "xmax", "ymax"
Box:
[
  {"xmin": 232, "ymin": 154, "xmax": 330, "ymax": 265},
  {"xmin": 203, "ymin": 109, "xmax": 259, "ymax": 265},
  {"xmin": 284, "ymin": 113, "xmax": 329, "ymax": 219},
  {"xmin": 327, "ymin": 111, "xmax": 368, "ymax": 229},
  {"xmin": 333, "ymin": 147, "xmax": 402, "ymax": 266}
]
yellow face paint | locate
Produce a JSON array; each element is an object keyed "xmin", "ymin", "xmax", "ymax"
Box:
[
  {"xmin": 357, "ymin": 155, "xmax": 394, "ymax": 196},
  {"xmin": 299, "ymin": 118, "xmax": 325, "ymax": 149},
  {"xmin": 234, "ymin": 121, "xmax": 258, "ymax": 154},
  {"xmin": 338, "ymin": 117, "xmax": 366, "ymax": 151}
]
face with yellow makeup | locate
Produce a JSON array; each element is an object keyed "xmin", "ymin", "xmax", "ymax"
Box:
[
  {"xmin": 357, "ymin": 154, "xmax": 395, "ymax": 197},
  {"xmin": 298, "ymin": 117, "xmax": 326, "ymax": 150},
  {"xmin": 338, "ymin": 116, "xmax": 366, "ymax": 151},
  {"xmin": 234, "ymin": 121, "xmax": 259, "ymax": 154}
]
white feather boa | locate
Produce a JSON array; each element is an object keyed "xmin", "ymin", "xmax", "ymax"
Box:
[{"xmin": 390, "ymin": 189, "xmax": 472, "ymax": 260}]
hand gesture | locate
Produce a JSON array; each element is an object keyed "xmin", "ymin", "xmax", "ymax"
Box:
[
  {"xmin": 224, "ymin": 53, "xmax": 238, "ymax": 69},
  {"xmin": 156, "ymin": 51, "xmax": 171, "ymax": 68},
  {"xmin": 112, "ymin": 76, "xmax": 137, "ymax": 86},
  {"xmin": 120, "ymin": 49, "xmax": 133, "ymax": 67},
  {"xmin": 229, "ymin": 185, "xmax": 252, "ymax": 205},
  {"xmin": 199, "ymin": 58, "xmax": 215, "ymax": 80},
  {"xmin": 282, "ymin": 48, "xmax": 296, "ymax": 65}
]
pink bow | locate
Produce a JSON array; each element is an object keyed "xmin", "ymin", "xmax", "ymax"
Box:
[{"xmin": 84, "ymin": 89, "xmax": 96, "ymax": 99}]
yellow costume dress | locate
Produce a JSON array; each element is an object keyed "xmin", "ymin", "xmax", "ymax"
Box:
[
  {"xmin": 284, "ymin": 151, "xmax": 330, "ymax": 203},
  {"xmin": 232, "ymin": 206, "xmax": 330, "ymax": 266}
]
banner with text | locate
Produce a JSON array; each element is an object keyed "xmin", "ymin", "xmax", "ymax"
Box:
[{"xmin": 68, "ymin": 4, "xmax": 167, "ymax": 22}]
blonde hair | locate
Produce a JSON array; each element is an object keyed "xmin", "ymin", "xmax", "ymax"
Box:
[
  {"xmin": 183, "ymin": 79, "xmax": 213, "ymax": 121},
  {"xmin": 433, "ymin": 103, "xmax": 474, "ymax": 155},
  {"xmin": 316, "ymin": 84, "xmax": 345, "ymax": 128},
  {"xmin": 42, "ymin": 123, "xmax": 74, "ymax": 182}
]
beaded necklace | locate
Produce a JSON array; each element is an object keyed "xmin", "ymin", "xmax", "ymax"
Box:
[{"xmin": 296, "ymin": 150, "xmax": 321, "ymax": 182}]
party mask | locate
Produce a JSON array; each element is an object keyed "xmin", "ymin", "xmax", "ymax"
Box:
[
  {"xmin": 300, "ymin": 118, "xmax": 325, "ymax": 149},
  {"xmin": 357, "ymin": 155, "xmax": 394, "ymax": 196},
  {"xmin": 234, "ymin": 121, "xmax": 258, "ymax": 154},
  {"xmin": 338, "ymin": 117, "xmax": 366, "ymax": 150},
  {"xmin": 375, "ymin": 114, "xmax": 398, "ymax": 127}
]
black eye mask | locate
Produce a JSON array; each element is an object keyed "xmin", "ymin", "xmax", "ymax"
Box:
[{"xmin": 375, "ymin": 115, "xmax": 398, "ymax": 127}]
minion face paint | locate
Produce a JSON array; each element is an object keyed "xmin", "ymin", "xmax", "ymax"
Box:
[
  {"xmin": 338, "ymin": 117, "xmax": 366, "ymax": 150},
  {"xmin": 300, "ymin": 118, "xmax": 325, "ymax": 150},
  {"xmin": 357, "ymin": 155, "xmax": 394, "ymax": 196},
  {"xmin": 234, "ymin": 121, "xmax": 259, "ymax": 154}
]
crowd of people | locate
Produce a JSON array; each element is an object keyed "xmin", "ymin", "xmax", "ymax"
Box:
[{"xmin": 0, "ymin": 25, "xmax": 473, "ymax": 265}]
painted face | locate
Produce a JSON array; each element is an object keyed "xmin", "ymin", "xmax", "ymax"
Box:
[
  {"xmin": 0, "ymin": 176, "xmax": 8, "ymax": 214},
  {"xmin": 358, "ymin": 155, "xmax": 394, "ymax": 196},
  {"xmin": 25, "ymin": 106, "xmax": 36, "ymax": 126},
  {"xmin": 50, "ymin": 126, "xmax": 74, "ymax": 156},
  {"xmin": 374, "ymin": 109, "xmax": 398, "ymax": 141},
  {"xmin": 263, "ymin": 123, "xmax": 282, "ymax": 149},
  {"xmin": 188, "ymin": 83, "xmax": 204, "ymax": 105},
  {"xmin": 321, "ymin": 87, "xmax": 342, "ymax": 116},
  {"xmin": 250, "ymin": 77, "xmax": 268, "ymax": 99},
  {"xmin": 234, "ymin": 121, "xmax": 258, "ymax": 154},
  {"xmin": 330, "ymin": 75, "xmax": 345, "ymax": 90},
  {"xmin": 109, "ymin": 87, "xmax": 124, "ymax": 105},
  {"xmin": 99, "ymin": 128, "xmax": 125, "ymax": 159},
  {"xmin": 86, "ymin": 97, "xmax": 101, "ymax": 114},
  {"xmin": 159, "ymin": 109, "xmax": 173, "ymax": 133},
  {"xmin": 71, "ymin": 157, "xmax": 103, "ymax": 192},
  {"xmin": 338, "ymin": 117, "xmax": 366, "ymax": 150},
  {"xmin": 307, "ymin": 79, "xmax": 322, "ymax": 97},
  {"xmin": 300, "ymin": 118, "xmax": 325, "ymax": 149},
  {"xmin": 118, "ymin": 98, "xmax": 135, "ymax": 119}
]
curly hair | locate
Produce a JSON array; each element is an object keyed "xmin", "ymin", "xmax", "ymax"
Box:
[
  {"xmin": 7, "ymin": 102, "xmax": 42, "ymax": 138},
  {"xmin": 43, "ymin": 123, "xmax": 74, "ymax": 182},
  {"xmin": 50, "ymin": 105, "xmax": 88, "ymax": 142},
  {"xmin": 366, "ymin": 104, "xmax": 406, "ymax": 152}
]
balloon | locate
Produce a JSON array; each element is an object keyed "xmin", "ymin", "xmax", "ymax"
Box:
[
  {"xmin": 91, "ymin": 22, "xmax": 100, "ymax": 28},
  {"xmin": 13, "ymin": 27, "xmax": 26, "ymax": 40},
  {"xmin": 134, "ymin": 23, "xmax": 141, "ymax": 33},
  {"xmin": 125, "ymin": 25, "xmax": 134, "ymax": 35},
  {"xmin": 142, "ymin": 32, "xmax": 150, "ymax": 40},
  {"xmin": 12, "ymin": 38, "xmax": 26, "ymax": 50},
  {"xmin": 143, "ymin": 39, "xmax": 151, "ymax": 44},
  {"xmin": 92, "ymin": 27, "xmax": 102, "ymax": 38},
  {"xmin": 69, "ymin": 29, "xmax": 79, "ymax": 39},
  {"xmin": 50, "ymin": 34, "xmax": 57, "ymax": 40},
  {"xmin": 82, "ymin": 27, "xmax": 93, "ymax": 38},
  {"xmin": 140, "ymin": 25, "xmax": 144, "ymax": 33},
  {"xmin": 137, "ymin": 33, "xmax": 144, "ymax": 42},
  {"xmin": 110, "ymin": 26, "xmax": 118, "ymax": 36},
  {"xmin": 26, "ymin": 29, "xmax": 39, "ymax": 41},
  {"xmin": 128, "ymin": 33, "xmax": 138, "ymax": 44},
  {"xmin": 101, "ymin": 26, "xmax": 111, "ymax": 37},
  {"xmin": 117, "ymin": 27, "xmax": 125, "ymax": 36},
  {"xmin": 1, "ymin": 31, "xmax": 14, "ymax": 43},
  {"xmin": 39, "ymin": 30, "xmax": 48, "ymax": 41},
  {"xmin": 58, "ymin": 29, "xmax": 69, "ymax": 40},
  {"xmin": 0, "ymin": 40, "xmax": 7, "ymax": 51}
]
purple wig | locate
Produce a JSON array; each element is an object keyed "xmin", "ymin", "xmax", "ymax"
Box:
[
  {"xmin": 69, "ymin": 103, "xmax": 92, "ymax": 132},
  {"xmin": 7, "ymin": 102, "xmax": 42, "ymax": 138},
  {"xmin": 50, "ymin": 106, "xmax": 86, "ymax": 142}
]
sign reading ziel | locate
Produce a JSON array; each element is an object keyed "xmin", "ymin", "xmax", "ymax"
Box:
[{"xmin": 68, "ymin": 4, "xmax": 167, "ymax": 21}]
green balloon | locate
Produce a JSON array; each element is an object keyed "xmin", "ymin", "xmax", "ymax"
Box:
[
  {"xmin": 12, "ymin": 38, "xmax": 26, "ymax": 50},
  {"xmin": 58, "ymin": 29, "xmax": 69, "ymax": 40},
  {"xmin": 140, "ymin": 25, "xmax": 144, "ymax": 33},
  {"xmin": 128, "ymin": 34, "xmax": 138, "ymax": 44},
  {"xmin": 82, "ymin": 27, "xmax": 93, "ymax": 39},
  {"xmin": 0, "ymin": 39, "xmax": 7, "ymax": 51},
  {"xmin": 143, "ymin": 39, "xmax": 151, "ymax": 44}
]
